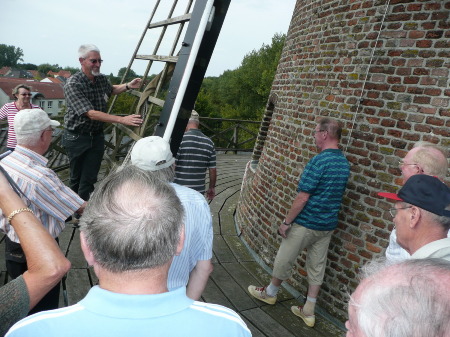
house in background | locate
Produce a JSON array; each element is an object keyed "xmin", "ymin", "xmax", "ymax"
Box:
[{"xmin": 0, "ymin": 78, "xmax": 65, "ymax": 116}]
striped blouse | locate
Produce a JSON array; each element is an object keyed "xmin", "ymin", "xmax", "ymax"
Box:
[
  {"xmin": 0, "ymin": 146, "xmax": 84, "ymax": 242},
  {"xmin": 0, "ymin": 102, "xmax": 40, "ymax": 149}
]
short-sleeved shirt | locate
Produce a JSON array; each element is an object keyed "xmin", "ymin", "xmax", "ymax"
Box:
[
  {"xmin": 0, "ymin": 275, "xmax": 29, "ymax": 336},
  {"xmin": 0, "ymin": 103, "xmax": 40, "ymax": 149},
  {"xmin": 63, "ymin": 71, "xmax": 112, "ymax": 133},
  {"xmin": 168, "ymin": 183, "xmax": 213, "ymax": 290},
  {"xmin": 294, "ymin": 149, "xmax": 350, "ymax": 231},
  {"xmin": 6, "ymin": 286, "xmax": 251, "ymax": 337},
  {"xmin": 0, "ymin": 146, "xmax": 84, "ymax": 242},
  {"xmin": 174, "ymin": 129, "xmax": 216, "ymax": 194}
]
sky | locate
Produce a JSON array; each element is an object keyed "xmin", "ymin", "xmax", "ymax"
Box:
[{"xmin": 0, "ymin": 0, "xmax": 296, "ymax": 77}]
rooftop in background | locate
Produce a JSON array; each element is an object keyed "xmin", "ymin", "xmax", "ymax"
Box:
[{"xmin": 0, "ymin": 78, "xmax": 64, "ymax": 100}]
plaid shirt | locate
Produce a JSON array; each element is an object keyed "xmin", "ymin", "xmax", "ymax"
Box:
[
  {"xmin": 0, "ymin": 146, "xmax": 84, "ymax": 242},
  {"xmin": 63, "ymin": 71, "xmax": 112, "ymax": 133}
]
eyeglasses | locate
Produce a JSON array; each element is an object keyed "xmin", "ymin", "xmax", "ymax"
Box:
[
  {"xmin": 44, "ymin": 127, "xmax": 55, "ymax": 133},
  {"xmin": 389, "ymin": 206, "xmax": 412, "ymax": 218},
  {"xmin": 88, "ymin": 59, "xmax": 103, "ymax": 64},
  {"xmin": 20, "ymin": 93, "xmax": 32, "ymax": 96},
  {"xmin": 398, "ymin": 160, "xmax": 419, "ymax": 169},
  {"xmin": 314, "ymin": 130, "xmax": 327, "ymax": 134}
]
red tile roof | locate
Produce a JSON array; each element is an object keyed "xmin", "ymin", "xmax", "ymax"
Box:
[
  {"xmin": 0, "ymin": 78, "xmax": 64, "ymax": 100},
  {"xmin": 0, "ymin": 67, "xmax": 11, "ymax": 76}
]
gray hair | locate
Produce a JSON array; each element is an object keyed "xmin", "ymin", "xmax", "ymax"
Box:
[
  {"xmin": 351, "ymin": 258, "xmax": 450, "ymax": 337},
  {"xmin": 80, "ymin": 165, "xmax": 184, "ymax": 273},
  {"xmin": 16, "ymin": 130, "xmax": 43, "ymax": 147},
  {"xmin": 318, "ymin": 117, "xmax": 342, "ymax": 140},
  {"xmin": 411, "ymin": 141, "xmax": 448, "ymax": 180},
  {"xmin": 78, "ymin": 44, "xmax": 101, "ymax": 58},
  {"xmin": 12, "ymin": 84, "xmax": 31, "ymax": 99}
]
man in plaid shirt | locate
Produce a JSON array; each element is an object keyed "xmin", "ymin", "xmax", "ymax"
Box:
[{"xmin": 63, "ymin": 44, "xmax": 143, "ymax": 201}]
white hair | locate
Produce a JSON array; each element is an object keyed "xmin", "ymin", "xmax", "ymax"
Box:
[
  {"xmin": 78, "ymin": 44, "xmax": 100, "ymax": 58},
  {"xmin": 16, "ymin": 130, "xmax": 43, "ymax": 147},
  {"xmin": 351, "ymin": 258, "xmax": 450, "ymax": 337}
]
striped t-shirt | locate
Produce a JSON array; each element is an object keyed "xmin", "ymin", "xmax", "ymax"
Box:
[
  {"xmin": 174, "ymin": 129, "xmax": 216, "ymax": 194},
  {"xmin": 294, "ymin": 149, "xmax": 350, "ymax": 231},
  {"xmin": 0, "ymin": 146, "xmax": 84, "ymax": 242},
  {"xmin": 0, "ymin": 102, "xmax": 40, "ymax": 149}
]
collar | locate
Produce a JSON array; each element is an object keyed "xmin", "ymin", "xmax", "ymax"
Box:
[
  {"xmin": 14, "ymin": 145, "xmax": 48, "ymax": 166},
  {"xmin": 79, "ymin": 286, "xmax": 193, "ymax": 318}
]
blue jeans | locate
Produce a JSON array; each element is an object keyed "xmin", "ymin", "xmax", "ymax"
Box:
[{"xmin": 62, "ymin": 130, "xmax": 104, "ymax": 201}]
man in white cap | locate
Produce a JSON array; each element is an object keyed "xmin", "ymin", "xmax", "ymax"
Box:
[
  {"xmin": 174, "ymin": 110, "xmax": 217, "ymax": 200},
  {"xmin": 131, "ymin": 136, "xmax": 213, "ymax": 300},
  {"xmin": 0, "ymin": 109, "xmax": 86, "ymax": 314}
]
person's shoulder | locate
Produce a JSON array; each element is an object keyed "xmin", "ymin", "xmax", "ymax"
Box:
[
  {"xmin": 0, "ymin": 102, "xmax": 15, "ymax": 109},
  {"xmin": 65, "ymin": 71, "xmax": 84, "ymax": 84},
  {"xmin": 170, "ymin": 183, "xmax": 206, "ymax": 202},
  {"xmin": 188, "ymin": 301, "xmax": 250, "ymax": 332}
]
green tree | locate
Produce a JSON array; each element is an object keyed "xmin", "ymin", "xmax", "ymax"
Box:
[
  {"xmin": 117, "ymin": 67, "xmax": 138, "ymax": 81},
  {"xmin": 62, "ymin": 66, "xmax": 79, "ymax": 74},
  {"xmin": 37, "ymin": 63, "xmax": 61, "ymax": 75},
  {"xmin": 199, "ymin": 33, "xmax": 286, "ymax": 121},
  {"xmin": 17, "ymin": 63, "xmax": 37, "ymax": 70},
  {"xmin": 0, "ymin": 44, "xmax": 24, "ymax": 67}
]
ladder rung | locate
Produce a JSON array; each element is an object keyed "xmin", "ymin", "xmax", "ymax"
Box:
[
  {"xmin": 148, "ymin": 13, "xmax": 192, "ymax": 29},
  {"xmin": 135, "ymin": 55, "xmax": 178, "ymax": 63},
  {"xmin": 147, "ymin": 96, "xmax": 165, "ymax": 107}
]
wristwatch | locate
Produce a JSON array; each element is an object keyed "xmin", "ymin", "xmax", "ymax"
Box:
[{"xmin": 283, "ymin": 220, "xmax": 292, "ymax": 226}]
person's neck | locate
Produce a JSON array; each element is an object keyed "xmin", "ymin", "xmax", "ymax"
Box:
[
  {"xmin": 96, "ymin": 265, "xmax": 170, "ymax": 295},
  {"xmin": 19, "ymin": 144, "xmax": 46, "ymax": 156},
  {"xmin": 409, "ymin": 227, "xmax": 447, "ymax": 255},
  {"xmin": 319, "ymin": 141, "xmax": 339, "ymax": 151},
  {"xmin": 16, "ymin": 101, "xmax": 30, "ymax": 109},
  {"xmin": 82, "ymin": 69, "xmax": 95, "ymax": 82}
]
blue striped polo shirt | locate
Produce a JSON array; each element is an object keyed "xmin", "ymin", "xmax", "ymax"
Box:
[{"xmin": 294, "ymin": 149, "xmax": 350, "ymax": 231}]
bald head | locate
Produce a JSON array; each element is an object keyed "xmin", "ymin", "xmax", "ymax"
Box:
[
  {"xmin": 401, "ymin": 143, "xmax": 448, "ymax": 182},
  {"xmin": 346, "ymin": 258, "xmax": 450, "ymax": 337}
]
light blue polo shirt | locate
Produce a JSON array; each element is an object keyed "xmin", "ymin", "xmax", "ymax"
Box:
[{"xmin": 6, "ymin": 286, "xmax": 251, "ymax": 337}]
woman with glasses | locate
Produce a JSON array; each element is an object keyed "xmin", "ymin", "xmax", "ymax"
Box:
[{"xmin": 0, "ymin": 84, "xmax": 40, "ymax": 151}]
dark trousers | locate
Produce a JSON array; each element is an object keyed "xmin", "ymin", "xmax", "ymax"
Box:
[
  {"xmin": 62, "ymin": 130, "xmax": 104, "ymax": 201},
  {"xmin": 5, "ymin": 237, "xmax": 61, "ymax": 315}
]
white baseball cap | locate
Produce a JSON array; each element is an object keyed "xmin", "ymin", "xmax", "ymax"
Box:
[
  {"xmin": 14, "ymin": 109, "xmax": 60, "ymax": 135},
  {"xmin": 131, "ymin": 136, "xmax": 175, "ymax": 171}
]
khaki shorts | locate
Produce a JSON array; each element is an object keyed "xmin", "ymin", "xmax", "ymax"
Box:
[{"xmin": 272, "ymin": 225, "xmax": 333, "ymax": 285}]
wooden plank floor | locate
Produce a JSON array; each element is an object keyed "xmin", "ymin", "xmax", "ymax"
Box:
[{"xmin": 0, "ymin": 153, "xmax": 345, "ymax": 336}]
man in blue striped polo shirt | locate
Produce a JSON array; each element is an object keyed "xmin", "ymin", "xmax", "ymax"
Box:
[{"xmin": 248, "ymin": 117, "xmax": 350, "ymax": 328}]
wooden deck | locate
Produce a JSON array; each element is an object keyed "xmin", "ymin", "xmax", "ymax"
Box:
[{"xmin": 1, "ymin": 153, "xmax": 345, "ymax": 337}]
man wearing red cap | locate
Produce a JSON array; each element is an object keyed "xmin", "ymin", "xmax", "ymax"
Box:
[
  {"xmin": 385, "ymin": 142, "xmax": 448, "ymax": 262},
  {"xmin": 378, "ymin": 174, "xmax": 450, "ymax": 260}
]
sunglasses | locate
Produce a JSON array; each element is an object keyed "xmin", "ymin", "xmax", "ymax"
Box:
[
  {"xmin": 88, "ymin": 59, "xmax": 103, "ymax": 64},
  {"xmin": 20, "ymin": 93, "xmax": 32, "ymax": 96}
]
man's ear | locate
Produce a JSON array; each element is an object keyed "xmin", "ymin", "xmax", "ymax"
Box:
[
  {"xmin": 79, "ymin": 57, "xmax": 84, "ymax": 65},
  {"xmin": 409, "ymin": 206, "xmax": 421, "ymax": 228},
  {"xmin": 80, "ymin": 232, "xmax": 95, "ymax": 266},
  {"xmin": 175, "ymin": 224, "xmax": 185, "ymax": 256}
]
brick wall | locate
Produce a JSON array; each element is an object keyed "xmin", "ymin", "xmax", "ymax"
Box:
[{"xmin": 236, "ymin": 0, "xmax": 450, "ymax": 322}]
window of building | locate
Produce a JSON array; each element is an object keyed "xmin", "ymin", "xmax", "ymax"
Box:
[
  {"xmin": 47, "ymin": 101, "xmax": 53, "ymax": 109},
  {"xmin": 39, "ymin": 101, "xmax": 45, "ymax": 108},
  {"xmin": 58, "ymin": 101, "xmax": 63, "ymax": 108}
]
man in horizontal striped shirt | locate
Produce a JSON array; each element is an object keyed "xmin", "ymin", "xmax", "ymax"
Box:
[
  {"xmin": 248, "ymin": 117, "xmax": 350, "ymax": 328},
  {"xmin": 174, "ymin": 110, "xmax": 217, "ymax": 200},
  {"xmin": 6, "ymin": 165, "xmax": 250, "ymax": 337},
  {"xmin": 0, "ymin": 109, "xmax": 86, "ymax": 314}
]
